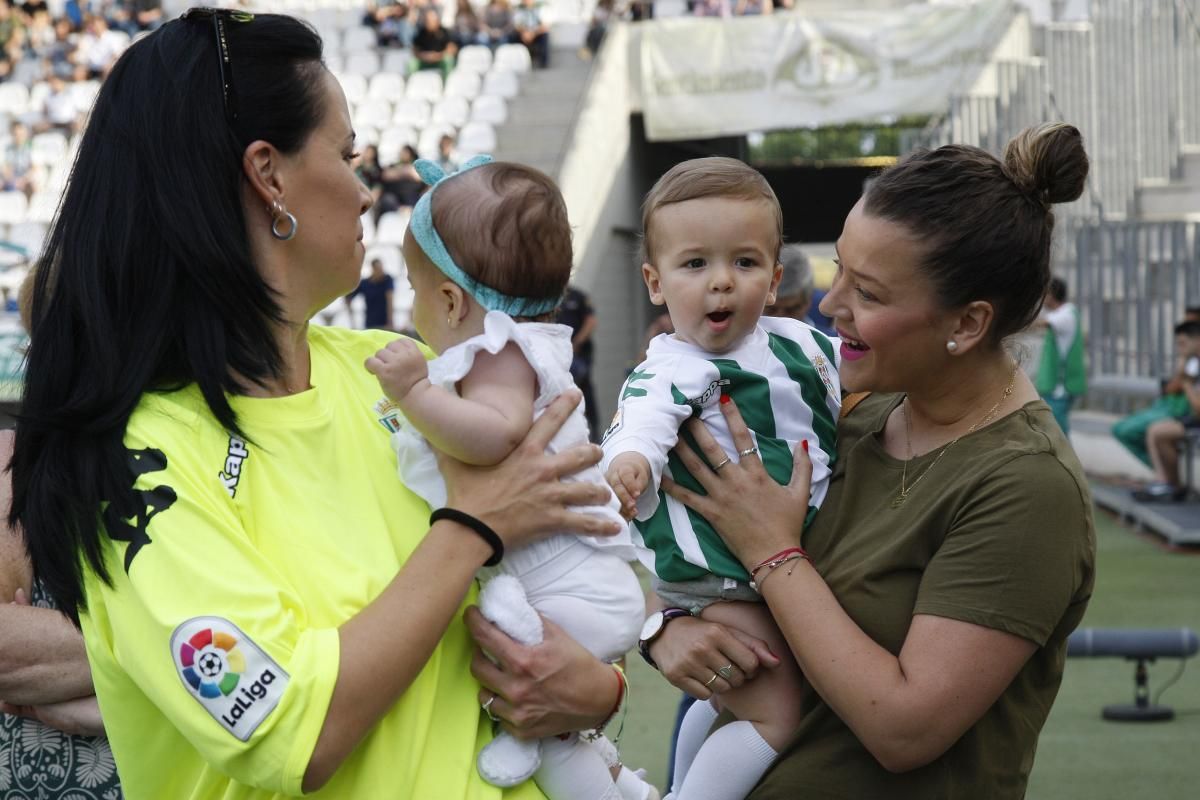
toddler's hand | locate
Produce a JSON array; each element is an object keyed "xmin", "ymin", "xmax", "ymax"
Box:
[
  {"xmin": 605, "ymin": 454, "xmax": 649, "ymax": 520},
  {"xmin": 365, "ymin": 338, "xmax": 429, "ymax": 401}
]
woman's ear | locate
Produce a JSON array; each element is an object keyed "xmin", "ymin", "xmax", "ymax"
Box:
[
  {"xmin": 948, "ymin": 300, "xmax": 995, "ymax": 355},
  {"xmin": 241, "ymin": 140, "xmax": 285, "ymax": 210}
]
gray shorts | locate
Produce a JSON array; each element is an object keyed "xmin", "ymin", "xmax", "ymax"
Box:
[{"xmin": 653, "ymin": 573, "xmax": 761, "ymax": 615}]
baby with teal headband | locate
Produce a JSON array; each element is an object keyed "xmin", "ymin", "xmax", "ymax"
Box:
[{"xmin": 365, "ymin": 158, "xmax": 658, "ymax": 800}]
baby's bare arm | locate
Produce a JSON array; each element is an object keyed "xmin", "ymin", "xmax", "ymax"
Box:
[
  {"xmin": 403, "ymin": 343, "xmax": 538, "ymax": 465},
  {"xmin": 605, "ymin": 452, "xmax": 652, "ymax": 519}
]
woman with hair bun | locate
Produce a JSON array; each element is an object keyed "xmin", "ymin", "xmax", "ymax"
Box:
[{"xmin": 643, "ymin": 123, "xmax": 1096, "ymax": 798}]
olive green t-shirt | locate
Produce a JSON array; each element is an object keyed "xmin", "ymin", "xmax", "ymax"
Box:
[{"xmin": 751, "ymin": 393, "xmax": 1095, "ymax": 800}]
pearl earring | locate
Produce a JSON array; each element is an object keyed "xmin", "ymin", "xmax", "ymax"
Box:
[{"xmin": 946, "ymin": 341, "xmax": 958, "ymax": 353}]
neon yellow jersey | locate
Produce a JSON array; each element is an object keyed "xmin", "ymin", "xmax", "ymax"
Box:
[{"xmin": 80, "ymin": 325, "xmax": 546, "ymax": 800}]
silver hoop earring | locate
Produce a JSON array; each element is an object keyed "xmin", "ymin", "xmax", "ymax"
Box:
[
  {"xmin": 946, "ymin": 340, "xmax": 958, "ymax": 353},
  {"xmin": 271, "ymin": 210, "xmax": 298, "ymax": 241}
]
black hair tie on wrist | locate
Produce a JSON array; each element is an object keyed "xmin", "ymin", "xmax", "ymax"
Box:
[{"xmin": 430, "ymin": 508, "xmax": 504, "ymax": 566}]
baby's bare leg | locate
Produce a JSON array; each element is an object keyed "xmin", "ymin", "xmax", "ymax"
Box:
[{"xmin": 699, "ymin": 600, "xmax": 804, "ymax": 750}]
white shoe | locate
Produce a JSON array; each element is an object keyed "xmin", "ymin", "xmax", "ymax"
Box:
[{"xmin": 477, "ymin": 731, "xmax": 542, "ymax": 787}]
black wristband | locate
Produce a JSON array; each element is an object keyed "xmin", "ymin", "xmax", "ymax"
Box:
[{"xmin": 430, "ymin": 508, "xmax": 504, "ymax": 566}]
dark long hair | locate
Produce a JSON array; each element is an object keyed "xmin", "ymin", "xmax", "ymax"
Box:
[{"xmin": 8, "ymin": 13, "xmax": 326, "ymax": 622}]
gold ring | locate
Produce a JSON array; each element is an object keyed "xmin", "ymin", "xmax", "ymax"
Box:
[
  {"xmin": 704, "ymin": 673, "xmax": 720, "ymax": 688},
  {"xmin": 739, "ymin": 447, "xmax": 759, "ymax": 458},
  {"xmin": 482, "ymin": 694, "xmax": 500, "ymax": 722},
  {"xmin": 717, "ymin": 664, "xmax": 735, "ymax": 681},
  {"xmin": 712, "ymin": 457, "xmax": 732, "ymax": 471}
]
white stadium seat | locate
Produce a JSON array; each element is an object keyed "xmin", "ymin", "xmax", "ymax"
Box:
[
  {"xmin": 494, "ymin": 43, "xmax": 532, "ymax": 74},
  {"xmin": 69, "ymin": 80, "xmax": 100, "ymax": 115},
  {"xmin": 377, "ymin": 125, "xmax": 418, "ymax": 163},
  {"xmin": 417, "ymin": 123, "xmax": 457, "ymax": 161},
  {"xmin": 431, "ymin": 96, "xmax": 470, "ymax": 128},
  {"xmin": 25, "ymin": 191, "xmax": 59, "ymax": 224},
  {"xmin": 343, "ymin": 51, "xmax": 381, "ymax": 77},
  {"xmin": 0, "ymin": 193, "xmax": 28, "ymax": 226},
  {"xmin": 30, "ymin": 132, "xmax": 68, "ymax": 167},
  {"xmin": 392, "ymin": 97, "xmax": 432, "ymax": 129},
  {"xmin": 354, "ymin": 100, "xmax": 393, "ymax": 130},
  {"xmin": 368, "ymin": 72, "xmax": 406, "ymax": 101},
  {"xmin": 336, "ymin": 72, "xmax": 368, "ymax": 105},
  {"xmin": 355, "ymin": 125, "xmax": 379, "ymax": 149},
  {"xmin": 381, "ymin": 49, "xmax": 411, "ymax": 75},
  {"xmin": 456, "ymin": 122, "xmax": 497, "ymax": 158},
  {"xmin": 443, "ymin": 70, "xmax": 482, "ymax": 101},
  {"xmin": 469, "ymin": 94, "xmax": 507, "ymax": 125},
  {"xmin": 456, "ymin": 45, "xmax": 492, "ymax": 75},
  {"xmin": 0, "ymin": 84, "xmax": 29, "ymax": 116},
  {"xmin": 482, "ymin": 69, "xmax": 519, "ymax": 99},
  {"xmin": 364, "ymin": 244, "xmax": 404, "ymax": 279},
  {"xmin": 405, "ymin": 70, "xmax": 443, "ymax": 103},
  {"xmin": 375, "ymin": 210, "xmax": 411, "ymax": 246},
  {"xmin": 7, "ymin": 221, "xmax": 46, "ymax": 258},
  {"xmin": 341, "ymin": 26, "xmax": 378, "ymax": 54}
]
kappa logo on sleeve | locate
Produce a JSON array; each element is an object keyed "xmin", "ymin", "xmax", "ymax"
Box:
[{"xmin": 171, "ymin": 617, "xmax": 289, "ymax": 741}]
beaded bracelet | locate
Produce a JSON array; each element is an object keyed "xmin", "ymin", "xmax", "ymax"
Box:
[
  {"xmin": 592, "ymin": 662, "xmax": 628, "ymax": 743},
  {"xmin": 749, "ymin": 546, "xmax": 811, "ymax": 593},
  {"xmin": 429, "ymin": 508, "xmax": 504, "ymax": 566}
]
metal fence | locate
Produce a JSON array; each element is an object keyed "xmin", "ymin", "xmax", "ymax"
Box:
[{"xmin": 917, "ymin": 1, "xmax": 1200, "ymax": 405}]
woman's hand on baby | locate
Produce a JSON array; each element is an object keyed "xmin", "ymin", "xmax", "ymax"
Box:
[
  {"xmin": 649, "ymin": 615, "xmax": 780, "ymax": 700},
  {"xmin": 437, "ymin": 389, "xmax": 622, "ymax": 550},
  {"xmin": 663, "ymin": 395, "xmax": 812, "ymax": 568},
  {"xmin": 605, "ymin": 453, "xmax": 650, "ymax": 519},
  {"xmin": 465, "ymin": 607, "xmax": 617, "ymax": 738},
  {"xmin": 365, "ymin": 338, "xmax": 429, "ymax": 402}
]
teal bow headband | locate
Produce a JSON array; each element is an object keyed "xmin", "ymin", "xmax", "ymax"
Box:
[{"xmin": 409, "ymin": 156, "xmax": 561, "ymax": 317}]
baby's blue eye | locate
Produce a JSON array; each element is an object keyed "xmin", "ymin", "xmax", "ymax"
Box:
[{"xmin": 685, "ymin": 258, "xmax": 705, "ymax": 269}]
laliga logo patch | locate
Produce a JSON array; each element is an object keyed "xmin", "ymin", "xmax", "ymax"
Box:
[
  {"xmin": 171, "ymin": 617, "xmax": 288, "ymax": 741},
  {"xmin": 374, "ymin": 397, "xmax": 403, "ymax": 434}
]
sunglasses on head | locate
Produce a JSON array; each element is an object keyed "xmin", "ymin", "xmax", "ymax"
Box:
[{"xmin": 181, "ymin": 7, "xmax": 255, "ymax": 122}]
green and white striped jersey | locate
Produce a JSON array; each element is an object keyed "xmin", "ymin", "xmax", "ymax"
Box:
[{"xmin": 601, "ymin": 317, "xmax": 840, "ymax": 583}]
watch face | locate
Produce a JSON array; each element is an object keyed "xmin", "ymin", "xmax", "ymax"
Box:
[{"xmin": 639, "ymin": 611, "xmax": 665, "ymax": 642}]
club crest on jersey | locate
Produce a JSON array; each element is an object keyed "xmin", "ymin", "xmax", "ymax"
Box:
[
  {"xmin": 687, "ymin": 378, "xmax": 730, "ymax": 409},
  {"xmin": 171, "ymin": 617, "xmax": 289, "ymax": 741},
  {"xmin": 812, "ymin": 355, "xmax": 835, "ymax": 395},
  {"xmin": 374, "ymin": 397, "xmax": 403, "ymax": 434},
  {"xmin": 219, "ymin": 436, "xmax": 248, "ymax": 498}
]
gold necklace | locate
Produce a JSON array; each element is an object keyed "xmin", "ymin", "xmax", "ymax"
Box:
[{"xmin": 892, "ymin": 361, "xmax": 1019, "ymax": 509}]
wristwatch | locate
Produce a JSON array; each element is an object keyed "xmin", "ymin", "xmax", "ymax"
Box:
[{"xmin": 637, "ymin": 607, "xmax": 692, "ymax": 669}]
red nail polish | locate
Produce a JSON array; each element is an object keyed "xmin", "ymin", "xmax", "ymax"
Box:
[
  {"xmin": 801, "ymin": 440, "xmax": 809, "ymax": 452},
  {"xmin": 720, "ymin": 394, "xmax": 731, "ymax": 405}
]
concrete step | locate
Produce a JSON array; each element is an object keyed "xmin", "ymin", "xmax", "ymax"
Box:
[
  {"xmin": 1178, "ymin": 145, "xmax": 1200, "ymax": 183},
  {"xmin": 1137, "ymin": 180, "xmax": 1200, "ymax": 219}
]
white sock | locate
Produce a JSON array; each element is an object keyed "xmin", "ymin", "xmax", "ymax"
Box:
[
  {"xmin": 535, "ymin": 734, "xmax": 624, "ymax": 800},
  {"xmin": 670, "ymin": 699, "xmax": 719, "ymax": 794},
  {"xmin": 674, "ymin": 720, "xmax": 778, "ymax": 800}
]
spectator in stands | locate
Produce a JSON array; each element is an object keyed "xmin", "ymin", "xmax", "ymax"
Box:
[
  {"xmin": 764, "ymin": 243, "xmax": 815, "ymax": 323},
  {"xmin": 0, "ymin": 1, "xmax": 22, "ymax": 79},
  {"xmin": 346, "ymin": 258, "xmax": 396, "ymax": 330},
  {"xmin": 582, "ymin": 0, "xmax": 614, "ymax": 59},
  {"xmin": 512, "ymin": 0, "xmax": 549, "ymax": 69},
  {"xmin": 10, "ymin": 12, "xmax": 622, "ymax": 798},
  {"xmin": 735, "ymin": 0, "xmax": 773, "ymax": 14},
  {"xmin": 412, "ymin": 6, "xmax": 457, "ymax": 77},
  {"xmin": 1131, "ymin": 320, "xmax": 1200, "ymax": 502},
  {"xmin": 629, "ymin": 0, "xmax": 654, "ymax": 21},
  {"xmin": 378, "ymin": 144, "xmax": 425, "ymax": 218},
  {"xmin": 436, "ymin": 132, "xmax": 459, "ymax": 173},
  {"xmin": 481, "ymin": 0, "xmax": 515, "ymax": 50},
  {"xmin": 45, "ymin": 15, "xmax": 77, "ymax": 79},
  {"xmin": 451, "ymin": 0, "xmax": 487, "ymax": 47},
  {"xmin": 76, "ymin": 14, "xmax": 125, "ymax": 78},
  {"xmin": 1, "ymin": 121, "xmax": 35, "ymax": 198},
  {"xmin": 1032, "ymin": 277, "xmax": 1086, "ymax": 435},
  {"xmin": 1112, "ymin": 307, "xmax": 1200, "ymax": 468},
  {"xmin": 556, "ymin": 286, "xmax": 600, "ymax": 440},
  {"xmin": 130, "ymin": 0, "xmax": 165, "ymax": 33},
  {"xmin": 692, "ymin": 0, "xmax": 730, "ymax": 18},
  {"xmin": 370, "ymin": 0, "xmax": 414, "ymax": 48},
  {"xmin": 38, "ymin": 72, "xmax": 79, "ymax": 135},
  {"xmin": 356, "ymin": 143, "xmax": 384, "ymax": 203}
]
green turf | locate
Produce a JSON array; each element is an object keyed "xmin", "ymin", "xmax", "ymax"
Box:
[{"xmin": 616, "ymin": 507, "xmax": 1200, "ymax": 797}]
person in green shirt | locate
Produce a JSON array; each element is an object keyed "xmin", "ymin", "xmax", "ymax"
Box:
[
  {"xmin": 643, "ymin": 123, "xmax": 1096, "ymax": 799},
  {"xmin": 1033, "ymin": 276, "xmax": 1086, "ymax": 434}
]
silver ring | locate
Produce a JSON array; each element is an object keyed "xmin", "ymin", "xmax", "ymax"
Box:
[
  {"xmin": 738, "ymin": 447, "xmax": 759, "ymax": 458},
  {"xmin": 712, "ymin": 457, "xmax": 732, "ymax": 471},
  {"xmin": 704, "ymin": 673, "xmax": 720, "ymax": 688},
  {"xmin": 717, "ymin": 664, "xmax": 736, "ymax": 681},
  {"xmin": 482, "ymin": 693, "xmax": 500, "ymax": 722}
]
